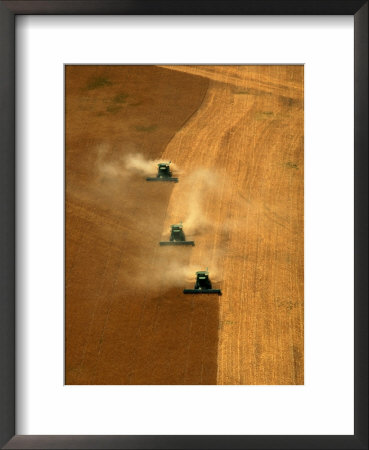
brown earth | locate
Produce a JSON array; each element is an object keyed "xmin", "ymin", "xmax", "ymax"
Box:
[{"xmin": 65, "ymin": 65, "xmax": 304, "ymax": 385}]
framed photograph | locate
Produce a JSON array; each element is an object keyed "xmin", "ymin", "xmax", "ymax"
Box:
[{"xmin": 0, "ymin": 1, "xmax": 367, "ymax": 449}]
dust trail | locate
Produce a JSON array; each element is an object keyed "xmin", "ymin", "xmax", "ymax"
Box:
[
  {"xmin": 96, "ymin": 147, "xmax": 180, "ymax": 180},
  {"xmin": 124, "ymin": 153, "xmax": 159, "ymax": 176},
  {"xmin": 158, "ymin": 260, "xmax": 223, "ymax": 289},
  {"xmin": 176, "ymin": 169, "xmax": 221, "ymax": 235},
  {"xmin": 95, "ymin": 143, "xmax": 131, "ymax": 181},
  {"xmin": 124, "ymin": 153, "xmax": 181, "ymax": 177},
  {"xmin": 159, "ymin": 262, "xmax": 204, "ymax": 287},
  {"xmin": 184, "ymin": 173, "xmax": 215, "ymax": 234},
  {"xmin": 125, "ymin": 258, "xmax": 222, "ymax": 292},
  {"xmin": 163, "ymin": 168, "xmax": 227, "ymax": 237},
  {"xmin": 177, "ymin": 170, "xmax": 255, "ymax": 237}
]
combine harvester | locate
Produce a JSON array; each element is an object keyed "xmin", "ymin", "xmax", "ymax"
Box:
[
  {"xmin": 183, "ymin": 268, "xmax": 222, "ymax": 295},
  {"xmin": 146, "ymin": 161, "xmax": 178, "ymax": 183},
  {"xmin": 160, "ymin": 222, "xmax": 194, "ymax": 246}
]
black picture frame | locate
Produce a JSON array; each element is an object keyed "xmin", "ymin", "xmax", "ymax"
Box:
[{"xmin": 0, "ymin": 1, "xmax": 367, "ymax": 449}]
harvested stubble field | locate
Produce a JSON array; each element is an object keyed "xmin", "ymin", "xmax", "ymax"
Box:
[{"xmin": 66, "ymin": 65, "xmax": 304, "ymax": 385}]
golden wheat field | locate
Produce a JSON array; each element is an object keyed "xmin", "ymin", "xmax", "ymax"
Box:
[{"xmin": 65, "ymin": 65, "xmax": 304, "ymax": 385}]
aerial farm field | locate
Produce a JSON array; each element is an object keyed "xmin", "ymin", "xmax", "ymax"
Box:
[{"xmin": 65, "ymin": 65, "xmax": 304, "ymax": 385}]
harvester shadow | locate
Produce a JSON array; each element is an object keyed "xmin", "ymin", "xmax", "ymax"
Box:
[{"xmin": 125, "ymin": 287, "xmax": 219, "ymax": 385}]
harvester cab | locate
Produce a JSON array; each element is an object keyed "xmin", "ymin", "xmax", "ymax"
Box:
[
  {"xmin": 146, "ymin": 161, "xmax": 178, "ymax": 183},
  {"xmin": 195, "ymin": 270, "xmax": 212, "ymax": 290},
  {"xmin": 159, "ymin": 222, "xmax": 195, "ymax": 246},
  {"xmin": 183, "ymin": 268, "xmax": 222, "ymax": 295},
  {"xmin": 158, "ymin": 163, "xmax": 172, "ymax": 177}
]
